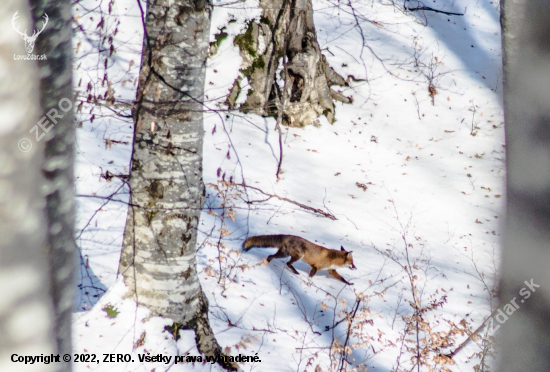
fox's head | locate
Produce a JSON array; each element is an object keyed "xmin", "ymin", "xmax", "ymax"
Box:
[{"xmin": 340, "ymin": 246, "xmax": 357, "ymax": 270}]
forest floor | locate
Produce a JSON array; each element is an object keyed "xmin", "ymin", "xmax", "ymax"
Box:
[{"xmin": 72, "ymin": 0, "xmax": 505, "ymax": 371}]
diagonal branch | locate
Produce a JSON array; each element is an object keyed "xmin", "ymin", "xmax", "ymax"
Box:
[
  {"xmin": 233, "ymin": 183, "xmax": 337, "ymax": 220},
  {"xmin": 404, "ymin": 1, "xmax": 464, "ymax": 16}
]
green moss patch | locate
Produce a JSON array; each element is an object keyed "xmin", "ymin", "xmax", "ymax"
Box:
[
  {"xmin": 102, "ymin": 304, "xmax": 119, "ymax": 319},
  {"xmin": 240, "ymin": 55, "xmax": 265, "ymax": 77},
  {"xmin": 234, "ymin": 21, "xmax": 256, "ymax": 57}
]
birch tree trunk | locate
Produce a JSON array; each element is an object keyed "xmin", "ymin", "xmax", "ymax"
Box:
[
  {"xmin": 29, "ymin": 0, "xmax": 76, "ymax": 359},
  {"xmin": 226, "ymin": 0, "xmax": 350, "ymax": 127},
  {"xmin": 118, "ymin": 1, "xmax": 235, "ymax": 369},
  {"xmin": 499, "ymin": 0, "xmax": 550, "ymax": 370}
]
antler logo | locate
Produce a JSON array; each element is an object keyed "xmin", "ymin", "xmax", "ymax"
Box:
[{"xmin": 12, "ymin": 11, "xmax": 48, "ymax": 54}]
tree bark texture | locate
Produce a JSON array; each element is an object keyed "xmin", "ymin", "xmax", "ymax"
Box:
[
  {"xmin": 228, "ymin": 0, "xmax": 349, "ymax": 126},
  {"xmin": 29, "ymin": 0, "xmax": 76, "ymax": 360},
  {"xmin": 0, "ymin": 2, "xmax": 57, "ymax": 371},
  {"xmin": 499, "ymin": 0, "xmax": 550, "ymax": 370},
  {"xmin": 119, "ymin": 1, "xmax": 235, "ymax": 368}
]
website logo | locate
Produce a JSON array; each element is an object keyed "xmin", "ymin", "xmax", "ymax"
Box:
[{"xmin": 12, "ymin": 11, "xmax": 48, "ymax": 60}]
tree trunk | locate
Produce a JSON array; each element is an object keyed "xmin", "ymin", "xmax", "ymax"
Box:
[
  {"xmin": 499, "ymin": 0, "xmax": 550, "ymax": 370},
  {"xmin": 228, "ymin": 0, "xmax": 350, "ymax": 126},
  {"xmin": 30, "ymin": 0, "xmax": 76, "ymax": 360},
  {"xmin": 118, "ymin": 1, "xmax": 235, "ymax": 369},
  {"xmin": 0, "ymin": 1, "xmax": 73, "ymax": 370}
]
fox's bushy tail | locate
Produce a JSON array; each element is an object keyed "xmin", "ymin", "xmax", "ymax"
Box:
[{"xmin": 243, "ymin": 235, "xmax": 287, "ymax": 250}]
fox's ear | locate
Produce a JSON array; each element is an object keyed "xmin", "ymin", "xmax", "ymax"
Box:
[
  {"xmin": 341, "ymin": 246, "xmax": 345, "ymax": 251},
  {"xmin": 347, "ymin": 251, "xmax": 353, "ymax": 256}
]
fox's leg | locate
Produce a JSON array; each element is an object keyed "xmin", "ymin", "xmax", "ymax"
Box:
[
  {"xmin": 286, "ymin": 255, "xmax": 301, "ymax": 275},
  {"xmin": 309, "ymin": 266, "xmax": 318, "ymax": 277},
  {"xmin": 267, "ymin": 249, "xmax": 288, "ymax": 262},
  {"xmin": 328, "ymin": 270, "xmax": 353, "ymax": 285}
]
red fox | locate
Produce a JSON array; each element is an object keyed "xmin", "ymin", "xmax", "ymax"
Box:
[{"xmin": 243, "ymin": 235, "xmax": 356, "ymax": 285}]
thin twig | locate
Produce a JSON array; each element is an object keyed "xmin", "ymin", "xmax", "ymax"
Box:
[
  {"xmin": 406, "ymin": 6, "xmax": 463, "ymax": 16},
  {"xmin": 338, "ymin": 295, "xmax": 362, "ymax": 372},
  {"xmin": 275, "ymin": 11, "xmax": 291, "ymax": 180}
]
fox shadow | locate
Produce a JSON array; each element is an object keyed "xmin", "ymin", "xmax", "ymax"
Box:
[{"xmin": 240, "ymin": 232, "xmax": 386, "ymax": 369}]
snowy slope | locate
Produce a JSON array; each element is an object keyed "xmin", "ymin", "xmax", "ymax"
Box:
[{"xmin": 72, "ymin": 0, "xmax": 504, "ymax": 371}]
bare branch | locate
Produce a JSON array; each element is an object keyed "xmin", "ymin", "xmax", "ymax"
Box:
[{"xmin": 233, "ymin": 182, "xmax": 337, "ymax": 220}]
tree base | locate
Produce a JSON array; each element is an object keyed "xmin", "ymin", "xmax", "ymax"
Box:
[{"xmin": 228, "ymin": 0, "xmax": 350, "ymax": 127}]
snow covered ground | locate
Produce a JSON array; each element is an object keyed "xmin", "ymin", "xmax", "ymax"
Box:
[{"xmin": 72, "ymin": 0, "xmax": 504, "ymax": 371}]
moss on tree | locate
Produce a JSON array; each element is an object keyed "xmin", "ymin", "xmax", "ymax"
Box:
[{"xmin": 233, "ymin": 21, "xmax": 256, "ymax": 57}]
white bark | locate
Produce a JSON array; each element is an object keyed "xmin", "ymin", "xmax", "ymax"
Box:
[
  {"xmin": 0, "ymin": 1, "xmax": 56, "ymax": 371},
  {"xmin": 120, "ymin": 0, "xmax": 208, "ymax": 324},
  {"xmin": 119, "ymin": 1, "xmax": 235, "ymax": 369},
  {"xmin": 499, "ymin": 0, "xmax": 550, "ymax": 370}
]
